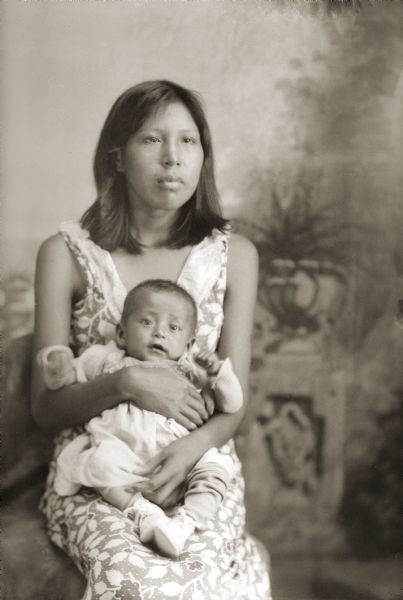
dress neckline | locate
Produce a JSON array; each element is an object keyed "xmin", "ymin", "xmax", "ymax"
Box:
[{"xmin": 102, "ymin": 235, "xmax": 209, "ymax": 296}]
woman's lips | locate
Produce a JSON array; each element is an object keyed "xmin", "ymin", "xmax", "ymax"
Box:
[
  {"xmin": 157, "ymin": 175, "xmax": 183, "ymax": 183},
  {"xmin": 157, "ymin": 175, "xmax": 183, "ymax": 189}
]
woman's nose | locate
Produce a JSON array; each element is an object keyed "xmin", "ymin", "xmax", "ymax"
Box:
[{"xmin": 162, "ymin": 141, "xmax": 180, "ymax": 166}]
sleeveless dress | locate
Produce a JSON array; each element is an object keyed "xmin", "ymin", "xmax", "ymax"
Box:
[{"xmin": 39, "ymin": 222, "xmax": 271, "ymax": 600}]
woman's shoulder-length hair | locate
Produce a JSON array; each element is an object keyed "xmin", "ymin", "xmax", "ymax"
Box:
[{"xmin": 81, "ymin": 80, "xmax": 229, "ymax": 253}]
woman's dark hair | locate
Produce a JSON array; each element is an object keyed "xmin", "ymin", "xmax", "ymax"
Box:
[{"xmin": 81, "ymin": 80, "xmax": 228, "ymax": 253}]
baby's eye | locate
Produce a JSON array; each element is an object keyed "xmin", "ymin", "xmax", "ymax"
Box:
[
  {"xmin": 170, "ymin": 324, "xmax": 181, "ymax": 332},
  {"xmin": 141, "ymin": 318, "xmax": 152, "ymax": 326}
]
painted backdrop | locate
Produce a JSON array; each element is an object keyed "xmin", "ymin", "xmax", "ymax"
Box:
[{"xmin": 2, "ymin": 0, "xmax": 403, "ymax": 558}]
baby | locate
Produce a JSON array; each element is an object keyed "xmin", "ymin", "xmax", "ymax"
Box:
[{"xmin": 37, "ymin": 279, "xmax": 243, "ymax": 558}]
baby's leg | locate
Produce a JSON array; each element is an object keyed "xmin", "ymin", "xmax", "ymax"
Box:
[
  {"xmin": 97, "ymin": 487, "xmax": 171, "ymax": 551},
  {"xmin": 97, "ymin": 485, "xmax": 202, "ymax": 558},
  {"xmin": 182, "ymin": 462, "xmax": 230, "ymax": 525},
  {"xmin": 97, "ymin": 486, "xmax": 138, "ymax": 512},
  {"xmin": 150, "ymin": 463, "xmax": 231, "ymax": 559}
]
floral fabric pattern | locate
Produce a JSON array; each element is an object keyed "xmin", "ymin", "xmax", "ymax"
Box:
[{"xmin": 39, "ymin": 221, "xmax": 271, "ymax": 599}]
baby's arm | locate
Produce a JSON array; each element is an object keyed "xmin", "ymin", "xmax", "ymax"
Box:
[
  {"xmin": 36, "ymin": 345, "xmax": 76, "ymax": 390},
  {"xmin": 73, "ymin": 343, "xmax": 116, "ymax": 383},
  {"xmin": 37, "ymin": 343, "xmax": 113, "ymax": 390},
  {"xmin": 194, "ymin": 351, "xmax": 243, "ymax": 414}
]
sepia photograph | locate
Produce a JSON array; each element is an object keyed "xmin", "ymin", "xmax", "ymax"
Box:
[{"xmin": 2, "ymin": 1, "xmax": 403, "ymax": 598}]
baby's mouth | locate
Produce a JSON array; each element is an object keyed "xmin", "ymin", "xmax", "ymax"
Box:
[{"xmin": 149, "ymin": 343, "xmax": 167, "ymax": 355}]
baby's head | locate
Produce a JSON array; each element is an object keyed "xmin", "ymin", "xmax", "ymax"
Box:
[{"xmin": 116, "ymin": 279, "xmax": 197, "ymax": 362}]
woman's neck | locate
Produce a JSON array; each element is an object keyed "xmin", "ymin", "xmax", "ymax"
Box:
[{"xmin": 129, "ymin": 208, "xmax": 179, "ymax": 248}]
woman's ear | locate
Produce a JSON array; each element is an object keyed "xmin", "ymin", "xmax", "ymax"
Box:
[
  {"xmin": 116, "ymin": 322, "xmax": 126, "ymax": 349},
  {"xmin": 116, "ymin": 148, "xmax": 125, "ymax": 173}
]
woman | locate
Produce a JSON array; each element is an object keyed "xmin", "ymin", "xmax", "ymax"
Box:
[{"xmin": 32, "ymin": 80, "xmax": 271, "ymax": 599}]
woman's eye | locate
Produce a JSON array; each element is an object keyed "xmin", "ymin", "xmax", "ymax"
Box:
[
  {"xmin": 183, "ymin": 137, "xmax": 197, "ymax": 144},
  {"xmin": 144, "ymin": 136, "xmax": 160, "ymax": 144}
]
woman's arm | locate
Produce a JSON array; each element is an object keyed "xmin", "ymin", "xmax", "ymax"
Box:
[
  {"xmin": 31, "ymin": 235, "xmax": 125, "ymax": 429},
  {"xmin": 141, "ymin": 233, "xmax": 258, "ymax": 506},
  {"xmin": 32, "ymin": 235, "xmax": 208, "ymax": 431}
]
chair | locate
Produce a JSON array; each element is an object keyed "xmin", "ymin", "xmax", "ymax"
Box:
[{"xmin": 2, "ymin": 334, "xmax": 85, "ymax": 600}]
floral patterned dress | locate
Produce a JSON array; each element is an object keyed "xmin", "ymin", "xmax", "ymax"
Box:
[{"xmin": 40, "ymin": 222, "xmax": 271, "ymax": 600}]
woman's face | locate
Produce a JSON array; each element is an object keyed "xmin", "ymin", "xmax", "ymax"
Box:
[{"xmin": 118, "ymin": 101, "xmax": 204, "ymax": 214}]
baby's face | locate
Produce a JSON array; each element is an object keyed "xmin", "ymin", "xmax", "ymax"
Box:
[{"xmin": 120, "ymin": 290, "xmax": 195, "ymax": 362}]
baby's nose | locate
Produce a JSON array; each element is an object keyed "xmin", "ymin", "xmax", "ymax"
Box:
[{"xmin": 153, "ymin": 327, "xmax": 166, "ymax": 338}]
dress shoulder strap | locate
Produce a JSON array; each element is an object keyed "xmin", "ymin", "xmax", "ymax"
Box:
[
  {"xmin": 58, "ymin": 221, "xmax": 99, "ymax": 290},
  {"xmin": 58, "ymin": 221, "xmax": 123, "ymax": 300},
  {"xmin": 179, "ymin": 228, "xmax": 229, "ymax": 305}
]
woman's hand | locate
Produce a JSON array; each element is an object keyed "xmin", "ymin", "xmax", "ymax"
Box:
[
  {"xmin": 118, "ymin": 365, "xmax": 209, "ymax": 430},
  {"xmin": 136, "ymin": 436, "xmax": 202, "ymax": 508}
]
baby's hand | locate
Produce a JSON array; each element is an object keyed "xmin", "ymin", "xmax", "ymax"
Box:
[
  {"xmin": 37, "ymin": 346, "xmax": 75, "ymax": 390},
  {"xmin": 194, "ymin": 351, "xmax": 221, "ymax": 376}
]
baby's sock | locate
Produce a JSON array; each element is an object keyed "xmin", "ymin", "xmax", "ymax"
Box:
[
  {"xmin": 119, "ymin": 494, "xmax": 197, "ymax": 558},
  {"xmin": 153, "ymin": 508, "xmax": 197, "ymax": 558},
  {"xmin": 125, "ymin": 495, "xmax": 169, "ymax": 545}
]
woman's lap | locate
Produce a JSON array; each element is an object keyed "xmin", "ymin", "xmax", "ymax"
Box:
[{"xmin": 42, "ymin": 448, "xmax": 271, "ymax": 599}]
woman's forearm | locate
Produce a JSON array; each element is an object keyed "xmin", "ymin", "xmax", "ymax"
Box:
[
  {"xmin": 32, "ymin": 360, "xmax": 211, "ymax": 433},
  {"xmin": 31, "ymin": 369, "xmax": 127, "ymax": 431},
  {"xmin": 187, "ymin": 405, "xmax": 246, "ymax": 457},
  {"xmin": 141, "ymin": 405, "xmax": 247, "ymax": 508},
  {"xmin": 32, "ymin": 371, "xmax": 130, "ymax": 432}
]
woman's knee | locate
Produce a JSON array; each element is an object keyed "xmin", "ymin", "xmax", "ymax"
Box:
[{"xmin": 87, "ymin": 551, "xmax": 143, "ymax": 600}]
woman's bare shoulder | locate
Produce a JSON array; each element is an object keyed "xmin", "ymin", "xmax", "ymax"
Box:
[
  {"xmin": 36, "ymin": 233, "xmax": 84, "ymax": 295},
  {"xmin": 37, "ymin": 233, "xmax": 69, "ymax": 260},
  {"xmin": 226, "ymin": 232, "xmax": 258, "ymax": 292},
  {"xmin": 227, "ymin": 232, "xmax": 259, "ymax": 267}
]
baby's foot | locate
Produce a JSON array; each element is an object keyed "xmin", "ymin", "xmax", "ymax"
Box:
[
  {"xmin": 153, "ymin": 508, "xmax": 197, "ymax": 558},
  {"xmin": 126, "ymin": 496, "xmax": 169, "ymax": 544}
]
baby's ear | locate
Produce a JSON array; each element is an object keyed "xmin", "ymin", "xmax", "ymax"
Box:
[
  {"xmin": 116, "ymin": 322, "xmax": 126, "ymax": 349},
  {"xmin": 186, "ymin": 336, "xmax": 196, "ymax": 352}
]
